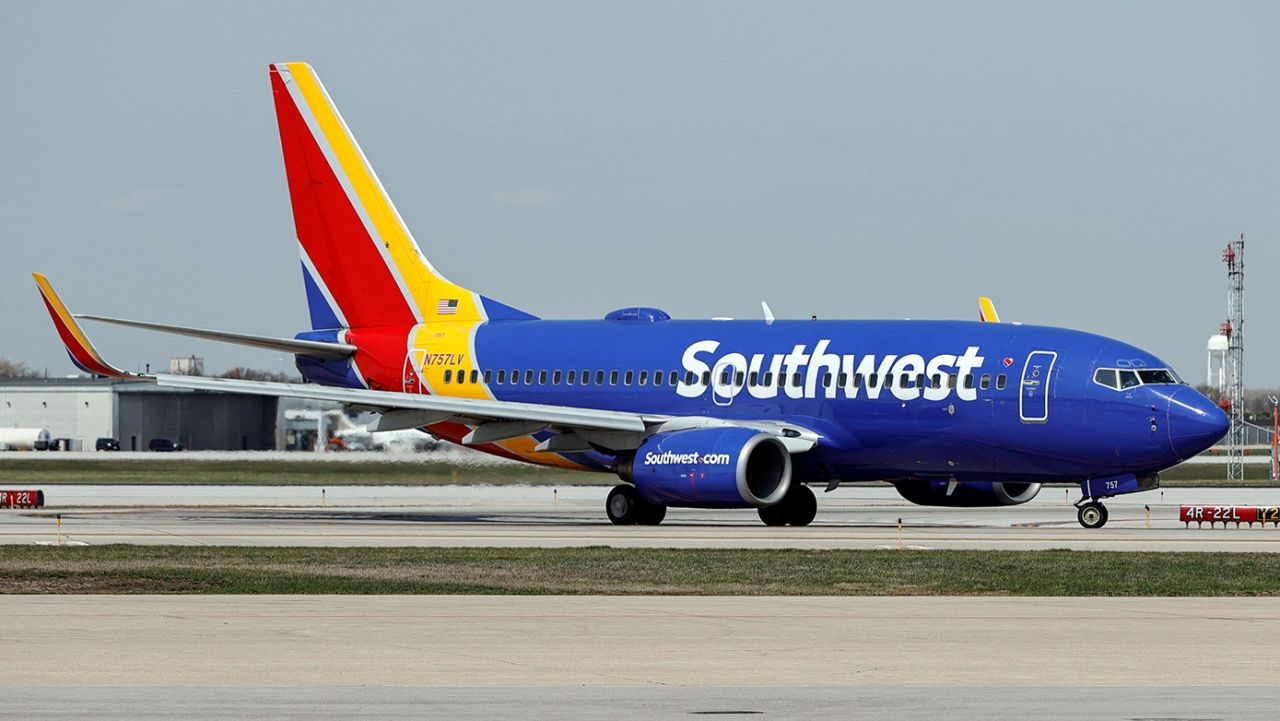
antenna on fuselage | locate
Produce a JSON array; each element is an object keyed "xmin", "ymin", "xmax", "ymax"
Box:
[{"xmin": 761, "ymin": 301, "xmax": 775, "ymax": 326}]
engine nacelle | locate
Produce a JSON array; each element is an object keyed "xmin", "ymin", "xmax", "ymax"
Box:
[
  {"xmin": 619, "ymin": 427, "xmax": 791, "ymax": 508},
  {"xmin": 894, "ymin": 479, "xmax": 1042, "ymax": 507}
]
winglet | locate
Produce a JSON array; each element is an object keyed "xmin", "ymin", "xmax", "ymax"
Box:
[
  {"xmin": 978, "ymin": 296, "xmax": 1000, "ymax": 323},
  {"xmin": 32, "ymin": 273, "xmax": 143, "ymax": 379}
]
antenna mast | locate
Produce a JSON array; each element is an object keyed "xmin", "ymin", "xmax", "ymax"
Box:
[{"xmin": 1222, "ymin": 234, "xmax": 1245, "ymax": 482}]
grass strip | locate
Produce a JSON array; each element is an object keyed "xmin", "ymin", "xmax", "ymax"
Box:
[
  {"xmin": 0, "ymin": 459, "xmax": 593, "ymax": 486},
  {"xmin": 1, "ymin": 545, "xmax": 1278, "ymax": 595},
  {"xmin": 0, "ymin": 458, "xmax": 1272, "ymax": 487}
]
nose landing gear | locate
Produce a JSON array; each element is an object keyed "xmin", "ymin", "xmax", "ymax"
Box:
[{"xmin": 1076, "ymin": 500, "xmax": 1109, "ymax": 529}]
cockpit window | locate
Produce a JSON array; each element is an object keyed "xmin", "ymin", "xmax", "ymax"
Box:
[
  {"xmin": 1093, "ymin": 368, "xmax": 1117, "ymax": 389},
  {"xmin": 1138, "ymin": 369, "xmax": 1179, "ymax": 385},
  {"xmin": 1094, "ymin": 366, "xmax": 1184, "ymax": 391}
]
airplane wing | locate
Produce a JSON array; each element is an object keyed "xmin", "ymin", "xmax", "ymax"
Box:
[
  {"xmin": 978, "ymin": 296, "xmax": 1000, "ymax": 323},
  {"xmin": 34, "ymin": 274, "xmax": 819, "ymax": 453},
  {"xmin": 76, "ymin": 315, "xmax": 357, "ymax": 360}
]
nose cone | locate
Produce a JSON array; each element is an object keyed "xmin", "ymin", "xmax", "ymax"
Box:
[{"xmin": 1166, "ymin": 387, "xmax": 1230, "ymax": 460}]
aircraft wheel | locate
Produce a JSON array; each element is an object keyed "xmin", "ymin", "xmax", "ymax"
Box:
[
  {"xmin": 1077, "ymin": 501, "xmax": 1108, "ymax": 529},
  {"xmin": 787, "ymin": 485, "xmax": 817, "ymax": 527},
  {"xmin": 758, "ymin": 502, "xmax": 789, "ymax": 527},
  {"xmin": 638, "ymin": 502, "xmax": 667, "ymax": 526},
  {"xmin": 606, "ymin": 484, "xmax": 643, "ymax": 525}
]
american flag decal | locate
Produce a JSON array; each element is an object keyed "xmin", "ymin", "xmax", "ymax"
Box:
[{"xmin": 436, "ymin": 299, "xmax": 459, "ymax": 315}]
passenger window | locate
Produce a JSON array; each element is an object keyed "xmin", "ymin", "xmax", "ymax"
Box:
[
  {"xmin": 734, "ymin": 371, "xmax": 745, "ymax": 386},
  {"xmin": 916, "ymin": 373, "xmax": 926, "ymax": 388},
  {"xmin": 869, "ymin": 373, "xmax": 879, "ymax": 387},
  {"xmin": 853, "ymin": 373, "xmax": 863, "ymax": 388},
  {"xmin": 470, "ymin": 370, "xmax": 479, "ymax": 384},
  {"xmin": 639, "ymin": 371, "xmax": 648, "ymax": 386},
  {"xmin": 670, "ymin": 370, "xmax": 680, "ymax": 386},
  {"xmin": 582, "ymin": 370, "xmax": 590, "ymax": 385},
  {"xmin": 653, "ymin": 371, "xmax": 663, "ymax": 387},
  {"xmin": 610, "ymin": 370, "xmax": 619, "ymax": 386},
  {"xmin": 624, "ymin": 370, "xmax": 634, "ymax": 386},
  {"xmin": 594, "ymin": 370, "xmax": 603, "ymax": 385},
  {"xmin": 901, "ymin": 374, "xmax": 913, "ymax": 388},
  {"xmin": 885, "ymin": 374, "xmax": 894, "ymax": 388},
  {"xmin": 702, "ymin": 371, "xmax": 712, "ymax": 386},
  {"xmin": 996, "ymin": 374, "xmax": 1007, "ymax": 390},
  {"xmin": 822, "ymin": 372, "xmax": 832, "ymax": 388},
  {"xmin": 524, "ymin": 370, "xmax": 534, "ymax": 385},
  {"xmin": 536, "ymin": 370, "xmax": 546, "ymax": 385},
  {"xmin": 483, "ymin": 370, "xmax": 492, "ymax": 383},
  {"xmin": 947, "ymin": 374, "xmax": 957, "ymax": 389},
  {"xmin": 1119, "ymin": 370, "xmax": 1140, "ymax": 389},
  {"xmin": 685, "ymin": 371, "xmax": 695, "ymax": 386},
  {"xmin": 567, "ymin": 370, "xmax": 576, "ymax": 385},
  {"xmin": 793, "ymin": 372, "xmax": 803, "ymax": 387},
  {"xmin": 762, "ymin": 371, "xmax": 773, "ymax": 386},
  {"xmin": 552, "ymin": 370, "xmax": 562, "ymax": 385},
  {"xmin": 497, "ymin": 370, "xmax": 506, "ymax": 384},
  {"xmin": 1094, "ymin": 368, "xmax": 1117, "ymax": 389},
  {"xmin": 963, "ymin": 375, "xmax": 973, "ymax": 389},
  {"xmin": 749, "ymin": 371, "xmax": 758, "ymax": 386},
  {"xmin": 838, "ymin": 372, "xmax": 848, "ymax": 386},
  {"xmin": 719, "ymin": 369, "xmax": 731, "ymax": 385},
  {"xmin": 931, "ymin": 374, "xmax": 941, "ymax": 389},
  {"xmin": 444, "ymin": 370, "xmax": 452, "ymax": 383}
]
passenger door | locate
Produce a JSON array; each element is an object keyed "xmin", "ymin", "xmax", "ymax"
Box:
[{"xmin": 1019, "ymin": 351, "xmax": 1056, "ymax": 424}]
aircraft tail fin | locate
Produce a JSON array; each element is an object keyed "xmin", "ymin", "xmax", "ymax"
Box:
[{"xmin": 269, "ymin": 62, "xmax": 536, "ymax": 330}]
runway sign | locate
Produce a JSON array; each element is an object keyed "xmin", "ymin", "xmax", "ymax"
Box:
[
  {"xmin": 0, "ymin": 490, "xmax": 44, "ymax": 509},
  {"xmin": 1180, "ymin": 505, "xmax": 1280, "ymax": 527}
]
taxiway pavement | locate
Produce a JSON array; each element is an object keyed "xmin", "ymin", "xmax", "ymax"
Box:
[
  {"xmin": 2, "ymin": 595, "xmax": 1277, "ymax": 720},
  {"xmin": 4, "ymin": 484, "xmax": 1280, "ymax": 550}
]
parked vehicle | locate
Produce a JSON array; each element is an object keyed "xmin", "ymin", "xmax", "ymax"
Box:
[
  {"xmin": 147, "ymin": 438, "xmax": 184, "ymax": 452},
  {"xmin": 95, "ymin": 437, "xmax": 121, "ymax": 451}
]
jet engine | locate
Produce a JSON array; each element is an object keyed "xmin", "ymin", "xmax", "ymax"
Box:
[
  {"xmin": 893, "ymin": 479, "xmax": 1042, "ymax": 507},
  {"xmin": 618, "ymin": 427, "xmax": 791, "ymax": 508}
]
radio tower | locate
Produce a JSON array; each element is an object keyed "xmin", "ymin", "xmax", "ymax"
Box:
[{"xmin": 1222, "ymin": 234, "xmax": 1245, "ymax": 482}]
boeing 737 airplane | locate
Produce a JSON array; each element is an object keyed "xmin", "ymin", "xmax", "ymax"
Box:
[{"xmin": 34, "ymin": 63, "xmax": 1229, "ymax": 529}]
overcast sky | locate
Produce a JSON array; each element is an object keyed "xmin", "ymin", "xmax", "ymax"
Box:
[{"xmin": 2, "ymin": 1, "xmax": 1277, "ymax": 384}]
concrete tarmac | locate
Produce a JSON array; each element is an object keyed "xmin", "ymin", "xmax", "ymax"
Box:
[
  {"xmin": 3, "ymin": 596, "xmax": 1278, "ymax": 719},
  {"xmin": 6, "ymin": 484, "xmax": 1280, "ymax": 550}
]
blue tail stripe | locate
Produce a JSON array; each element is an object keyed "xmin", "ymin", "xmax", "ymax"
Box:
[{"xmin": 301, "ymin": 261, "xmax": 343, "ymax": 330}]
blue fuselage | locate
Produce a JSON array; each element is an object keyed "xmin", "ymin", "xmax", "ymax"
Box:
[{"xmin": 459, "ymin": 318, "xmax": 1227, "ymax": 484}]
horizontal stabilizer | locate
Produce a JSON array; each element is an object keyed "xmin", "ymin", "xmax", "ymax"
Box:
[{"xmin": 76, "ymin": 315, "xmax": 356, "ymax": 360}]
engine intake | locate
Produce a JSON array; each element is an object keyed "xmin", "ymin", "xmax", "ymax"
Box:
[
  {"xmin": 619, "ymin": 427, "xmax": 791, "ymax": 508},
  {"xmin": 894, "ymin": 480, "xmax": 1042, "ymax": 507}
]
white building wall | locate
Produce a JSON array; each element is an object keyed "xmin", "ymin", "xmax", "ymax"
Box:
[{"xmin": 0, "ymin": 385, "xmax": 115, "ymax": 448}]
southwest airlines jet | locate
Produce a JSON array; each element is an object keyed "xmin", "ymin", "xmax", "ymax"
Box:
[{"xmin": 34, "ymin": 63, "xmax": 1229, "ymax": 529}]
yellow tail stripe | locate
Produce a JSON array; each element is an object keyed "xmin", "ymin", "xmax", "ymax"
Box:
[{"xmin": 285, "ymin": 63, "xmax": 480, "ymax": 323}]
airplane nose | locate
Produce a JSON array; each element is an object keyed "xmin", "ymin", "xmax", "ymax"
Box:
[{"xmin": 1166, "ymin": 387, "xmax": 1230, "ymax": 460}]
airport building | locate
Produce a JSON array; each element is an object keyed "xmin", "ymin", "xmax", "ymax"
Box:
[{"xmin": 0, "ymin": 377, "xmax": 339, "ymax": 451}]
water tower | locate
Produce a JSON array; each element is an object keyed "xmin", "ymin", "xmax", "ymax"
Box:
[{"xmin": 1206, "ymin": 333, "xmax": 1228, "ymax": 397}]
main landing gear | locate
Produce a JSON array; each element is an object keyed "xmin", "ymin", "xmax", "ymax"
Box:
[
  {"xmin": 1076, "ymin": 500, "xmax": 1109, "ymax": 529},
  {"xmin": 758, "ymin": 484, "xmax": 817, "ymax": 527},
  {"xmin": 606, "ymin": 485, "xmax": 667, "ymax": 525}
]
